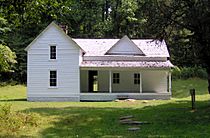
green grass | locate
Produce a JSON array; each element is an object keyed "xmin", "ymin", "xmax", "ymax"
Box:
[
  {"xmin": 172, "ymin": 78, "xmax": 208, "ymax": 98},
  {"xmin": 0, "ymin": 78, "xmax": 210, "ymax": 137}
]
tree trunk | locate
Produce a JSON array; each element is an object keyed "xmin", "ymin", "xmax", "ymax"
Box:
[
  {"xmin": 105, "ymin": 0, "xmax": 109, "ymax": 20},
  {"xmin": 102, "ymin": 1, "xmax": 105, "ymax": 22}
]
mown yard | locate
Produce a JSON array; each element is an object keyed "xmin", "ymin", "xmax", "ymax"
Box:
[{"xmin": 0, "ymin": 78, "xmax": 210, "ymax": 137}]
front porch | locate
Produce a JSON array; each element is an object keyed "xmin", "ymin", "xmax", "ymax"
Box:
[{"xmin": 80, "ymin": 68, "xmax": 171, "ymax": 101}]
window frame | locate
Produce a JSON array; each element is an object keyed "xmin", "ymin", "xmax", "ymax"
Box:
[
  {"xmin": 49, "ymin": 45, "xmax": 57, "ymax": 60},
  {"xmin": 49, "ymin": 70, "xmax": 57, "ymax": 88},
  {"xmin": 113, "ymin": 73, "xmax": 120, "ymax": 84},
  {"xmin": 134, "ymin": 73, "xmax": 140, "ymax": 85}
]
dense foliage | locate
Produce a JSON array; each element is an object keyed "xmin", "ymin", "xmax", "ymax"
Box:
[
  {"xmin": 0, "ymin": 16, "xmax": 16, "ymax": 73},
  {"xmin": 0, "ymin": 0, "xmax": 209, "ymax": 85},
  {"xmin": 172, "ymin": 66, "xmax": 207, "ymax": 80},
  {"xmin": 0, "ymin": 44, "xmax": 16, "ymax": 72}
]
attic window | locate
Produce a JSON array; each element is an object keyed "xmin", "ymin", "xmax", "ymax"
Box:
[{"xmin": 50, "ymin": 46, "xmax": 56, "ymax": 59}]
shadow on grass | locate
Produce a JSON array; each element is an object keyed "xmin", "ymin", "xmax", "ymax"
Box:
[
  {"xmin": 18, "ymin": 100, "xmax": 210, "ymax": 138},
  {"xmin": 0, "ymin": 98, "xmax": 27, "ymax": 102}
]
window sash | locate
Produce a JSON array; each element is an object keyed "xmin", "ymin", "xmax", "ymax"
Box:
[
  {"xmin": 50, "ymin": 46, "xmax": 56, "ymax": 59},
  {"xmin": 134, "ymin": 73, "xmax": 140, "ymax": 84},
  {"xmin": 50, "ymin": 71, "xmax": 57, "ymax": 87},
  {"xmin": 113, "ymin": 73, "xmax": 120, "ymax": 84}
]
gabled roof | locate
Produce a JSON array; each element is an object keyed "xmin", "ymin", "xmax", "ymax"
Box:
[
  {"xmin": 72, "ymin": 39, "xmax": 117, "ymax": 56},
  {"xmin": 132, "ymin": 39, "xmax": 169, "ymax": 57},
  {"xmin": 25, "ymin": 22, "xmax": 84, "ymax": 52},
  {"xmin": 25, "ymin": 22, "xmax": 170, "ymax": 57},
  {"xmin": 105, "ymin": 35, "xmax": 145, "ymax": 55},
  {"xmin": 73, "ymin": 38, "xmax": 170, "ymax": 57}
]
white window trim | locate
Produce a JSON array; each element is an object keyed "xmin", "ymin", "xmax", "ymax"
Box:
[
  {"xmin": 48, "ymin": 69, "xmax": 58, "ymax": 89},
  {"xmin": 49, "ymin": 44, "xmax": 57, "ymax": 61}
]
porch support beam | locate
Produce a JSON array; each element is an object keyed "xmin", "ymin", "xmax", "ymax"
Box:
[
  {"xmin": 168, "ymin": 71, "xmax": 172, "ymax": 94},
  {"xmin": 140, "ymin": 72, "xmax": 142, "ymax": 93},
  {"xmin": 109, "ymin": 70, "xmax": 112, "ymax": 93}
]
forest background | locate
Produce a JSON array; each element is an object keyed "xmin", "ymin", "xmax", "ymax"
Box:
[{"xmin": 0, "ymin": 0, "xmax": 209, "ymax": 89}]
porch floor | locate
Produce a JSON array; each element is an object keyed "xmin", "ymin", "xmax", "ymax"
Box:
[
  {"xmin": 80, "ymin": 92, "xmax": 171, "ymax": 101},
  {"xmin": 81, "ymin": 91, "xmax": 162, "ymax": 93}
]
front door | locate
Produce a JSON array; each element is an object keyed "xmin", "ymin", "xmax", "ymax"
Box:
[{"xmin": 88, "ymin": 71, "xmax": 98, "ymax": 92}]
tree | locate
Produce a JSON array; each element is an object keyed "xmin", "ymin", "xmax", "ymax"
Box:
[
  {"xmin": 0, "ymin": 17, "xmax": 10, "ymax": 43},
  {"xmin": 0, "ymin": 44, "xmax": 16, "ymax": 72},
  {"xmin": 144, "ymin": 0, "xmax": 210, "ymax": 93},
  {"xmin": 0, "ymin": 16, "xmax": 16, "ymax": 72}
]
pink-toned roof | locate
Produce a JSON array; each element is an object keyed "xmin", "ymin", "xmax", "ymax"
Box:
[
  {"xmin": 80, "ymin": 60, "xmax": 173, "ymax": 68},
  {"xmin": 132, "ymin": 39, "xmax": 169, "ymax": 57},
  {"xmin": 73, "ymin": 38, "xmax": 169, "ymax": 57},
  {"xmin": 73, "ymin": 39, "xmax": 118, "ymax": 56}
]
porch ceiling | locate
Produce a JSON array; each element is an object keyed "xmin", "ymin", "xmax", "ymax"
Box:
[{"xmin": 80, "ymin": 60, "xmax": 174, "ymax": 68}]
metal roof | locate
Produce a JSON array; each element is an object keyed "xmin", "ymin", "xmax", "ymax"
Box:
[
  {"xmin": 80, "ymin": 60, "xmax": 173, "ymax": 68},
  {"xmin": 73, "ymin": 38, "xmax": 169, "ymax": 57}
]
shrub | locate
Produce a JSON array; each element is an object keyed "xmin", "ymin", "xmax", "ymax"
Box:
[
  {"xmin": 0, "ymin": 103, "xmax": 41, "ymax": 136},
  {"xmin": 171, "ymin": 66, "xmax": 181, "ymax": 80},
  {"xmin": 195, "ymin": 68, "xmax": 208, "ymax": 79},
  {"xmin": 172, "ymin": 66, "xmax": 207, "ymax": 80},
  {"xmin": 0, "ymin": 80, "xmax": 18, "ymax": 87}
]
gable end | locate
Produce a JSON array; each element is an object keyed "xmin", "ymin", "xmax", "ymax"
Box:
[
  {"xmin": 25, "ymin": 22, "xmax": 85, "ymax": 52},
  {"xmin": 105, "ymin": 35, "xmax": 145, "ymax": 56}
]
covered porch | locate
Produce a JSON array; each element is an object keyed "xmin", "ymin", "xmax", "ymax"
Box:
[{"xmin": 80, "ymin": 68, "xmax": 171, "ymax": 101}]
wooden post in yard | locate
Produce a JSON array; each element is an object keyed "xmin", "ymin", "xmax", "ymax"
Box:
[{"xmin": 190, "ymin": 89, "xmax": 195, "ymax": 110}]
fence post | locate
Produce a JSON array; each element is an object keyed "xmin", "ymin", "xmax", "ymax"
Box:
[{"xmin": 190, "ymin": 89, "xmax": 195, "ymax": 110}]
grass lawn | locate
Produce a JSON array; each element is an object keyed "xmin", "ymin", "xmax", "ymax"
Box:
[{"xmin": 0, "ymin": 78, "xmax": 210, "ymax": 137}]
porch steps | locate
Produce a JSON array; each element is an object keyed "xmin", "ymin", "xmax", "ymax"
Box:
[
  {"xmin": 128, "ymin": 127, "xmax": 140, "ymax": 131},
  {"xmin": 119, "ymin": 115, "xmax": 134, "ymax": 120},
  {"xmin": 119, "ymin": 115, "xmax": 151, "ymax": 132},
  {"xmin": 117, "ymin": 95, "xmax": 129, "ymax": 100}
]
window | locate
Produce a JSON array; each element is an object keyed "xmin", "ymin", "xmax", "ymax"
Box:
[
  {"xmin": 113, "ymin": 73, "xmax": 120, "ymax": 84},
  {"xmin": 134, "ymin": 73, "xmax": 140, "ymax": 84},
  {"xmin": 50, "ymin": 46, "xmax": 56, "ymax": 59},
  {"xmin": 50, "ymin": 70, "xmax": 57, "ymax": 87}
]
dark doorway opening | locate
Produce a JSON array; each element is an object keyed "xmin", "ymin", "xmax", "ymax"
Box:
[{"xmin": 88, "ymin": 71, "xmax": 98, "ymax": 92}]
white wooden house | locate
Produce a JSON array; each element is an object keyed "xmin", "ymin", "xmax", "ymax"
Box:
[{"xmin": 25, "ymin": 22, "xmax": 174, "ymax": 101}]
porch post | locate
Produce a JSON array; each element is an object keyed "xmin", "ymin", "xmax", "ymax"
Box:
[
  {"xmin": 109, "ymin": 70, "xmax": 112, "ymax": 93},
  {"xmin": 168, "ymin": 71, "xmax": 172, "ymax": 94},
  {"xmin": 140, "ymin": 72, "xmax": 142, "ymax": 93}
]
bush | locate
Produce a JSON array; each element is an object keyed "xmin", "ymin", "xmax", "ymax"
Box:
[
  {"xmin": 0, "ymin": 103, "xmax": 41, "ymax": 136},
  {"xmin": 195, "ymin": 68, "xmax": 208, "ymax": 79},
  {"xmin": 172, "ymin": 66, "xmax": 207, "ymax": 80},
  {"xmin": 171, "ymin": 66, "xmax": 181, "ymax": 80},
  {"xmin": 0, "ymin": 80, "xmax": 18, "ymax": 87}
]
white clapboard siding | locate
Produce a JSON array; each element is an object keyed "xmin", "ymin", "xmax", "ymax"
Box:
[
  {"xmin": 27, "ymin": 23, "xmax": 80, "ymax": 101},
  {"xmin": 142, "ymin": 70, "xmax": 168, "ymax": 93}
]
